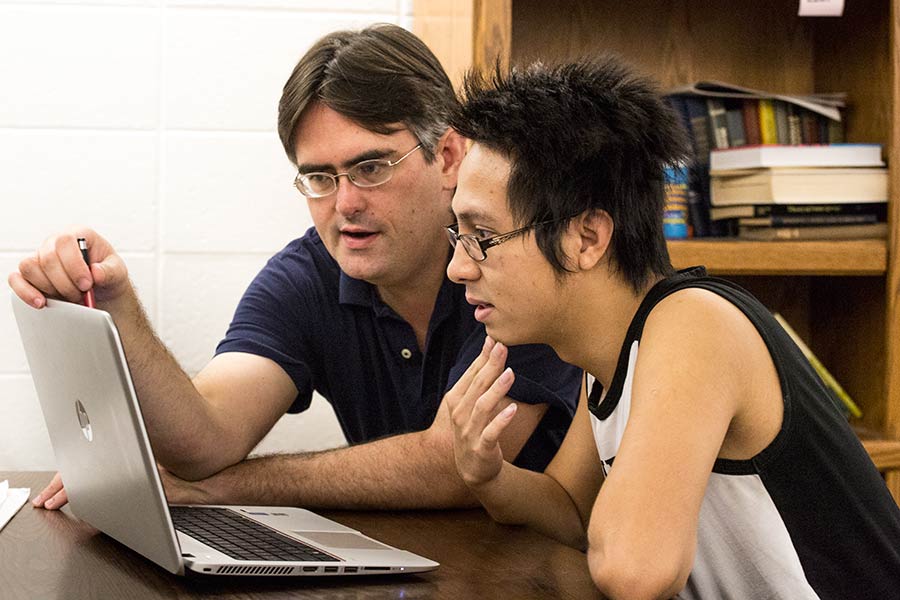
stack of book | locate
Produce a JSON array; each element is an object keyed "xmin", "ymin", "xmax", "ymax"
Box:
[
  {"xmin": 709, "ymin": 144, "xmax": 888, "ymax": 240},
  {"xmin": 666, "ymin": 80, "xmax": 849, "ymax": 237}
]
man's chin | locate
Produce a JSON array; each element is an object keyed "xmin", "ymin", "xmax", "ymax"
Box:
[
  {"xmin": 485, "ymin": 324, "xmax": 520, "ymax": 347},
  {"xmin": 335, "ymin": 258, "xmax": 383, "ymax": 283}
]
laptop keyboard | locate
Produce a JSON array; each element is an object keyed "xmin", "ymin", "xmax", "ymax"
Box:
[{"xmin": 170, "ymin": 506, "xmax": 340, "ymax": 562}]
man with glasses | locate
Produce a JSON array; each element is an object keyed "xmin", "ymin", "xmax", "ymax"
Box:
[
  {"xmin": 444, "ymin": 59, "xmax": 900, "ymax": 597},
  {"xmin": 13, "ymin": 24, "xmax": 580, "ymax": 511}
]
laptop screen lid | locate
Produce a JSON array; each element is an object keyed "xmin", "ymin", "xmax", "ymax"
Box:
[
  {"xmin": 12, "ymin": 295, "xmax": 439, "ymax": 577},
  {"xmin": 11, "ymin": 295, "xmax": 183, "ymax": 573}
]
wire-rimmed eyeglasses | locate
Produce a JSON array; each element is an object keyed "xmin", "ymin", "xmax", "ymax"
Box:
[
  {"xmin": 445, "ymin": 216, "xmax": 573, "ymax": 262},
  {"xmin": 294, "ymin": 144, "xmax": 422, "ymax": 198}
]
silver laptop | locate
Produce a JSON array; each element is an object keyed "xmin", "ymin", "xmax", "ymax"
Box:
[{"xmin": 11, "ymin": 294, "xmax": 438, "ymax": 577}]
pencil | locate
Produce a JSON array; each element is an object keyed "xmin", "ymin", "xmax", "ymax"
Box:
[{"xmin": 77, "ymin": 238, "xmax": 96, "ymax": 309}]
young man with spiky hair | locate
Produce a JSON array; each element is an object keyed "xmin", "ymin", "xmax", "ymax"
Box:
[
  {"xmin": 445, "ymin": 58, "xmax": 900, "ymax": 599},
  {"xmin": 12, "ymin": 25, "xmax": 580, "ymax": 512}
]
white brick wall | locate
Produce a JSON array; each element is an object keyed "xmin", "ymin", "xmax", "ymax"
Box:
[{"xmin": 0, "ymin": 0, "xmax": 420, "ymax": 470}]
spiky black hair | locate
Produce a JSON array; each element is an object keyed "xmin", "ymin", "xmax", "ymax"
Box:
[{"xmin": 451, "ymin": 57, "xmax": 690, "ymax": 292}]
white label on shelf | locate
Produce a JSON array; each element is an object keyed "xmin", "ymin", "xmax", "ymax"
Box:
[{"xmin": 798, "ymin": 0, "xmax": 845, "ymax": 17}]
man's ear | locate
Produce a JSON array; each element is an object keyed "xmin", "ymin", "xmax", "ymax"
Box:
[
  {"xmin": 436, "ymin": 129, "xmax": 467, "ymax": 190},
  {"xmin": 570, "ymin": 209, "xmax": 613, "ymax": 271}
]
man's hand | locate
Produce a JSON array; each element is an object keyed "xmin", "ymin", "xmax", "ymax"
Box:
[
  {"xmin": 446, "ymin": 337, "xmax": 519, "ymax": 488},
  {"xmin": 8, "ymin": 228, "xmax": 131, "ymax": 308},
  {"xmin": 30, "ymin": 468, "xmax": 214, "ymax": 511},
  {"xmin": 31, "ymin": 472, "xmax": 68, "ymax": 510}
]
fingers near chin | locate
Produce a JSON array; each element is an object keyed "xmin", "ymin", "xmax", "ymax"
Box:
[
  {"xmin": 481, "ymin": 403, "xmax": 517, "ymax": 446},
  {"xmin": 472, "ymin": 367, "xmax": 516, "ymax": 427},
  {"xmin": 472, "ymin": 345, "xmax": 510, "ymax": 392},
  {"xmin": 456, "ymin": 335, "xmax": 497, "ymax": 390},
  {"xmin": 493, "ymin": 367, "xmax": 514, "ymax": 394}
]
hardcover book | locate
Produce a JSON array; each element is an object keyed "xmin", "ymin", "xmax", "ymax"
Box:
[
  {"xmin": 724, "ymin": 105, "xmax": 747, "ymax": 147},
  {"xmin": 738, "ymin": 222, "xmax": 887, "ymax": 241},
  {"xmin": 707, "ymin": 98, "xmax": 729, "ymax": 149},
  {"xmin": 711, "ymin": 168, "xmax": 887, "ymax": 206},
  {"xmin": 758, "ymin": 100, "xmax": 778, "ymax": 145},
  {"xmin": 786, "ymin": 104, "xmax": 802, "ymax": 145},
  {"xmin": 742, "ymin": 99, "xmax": 761, "ymax": 146},
  {"xmin": 709, "ymin": 201, "xmax": 888, "ymax": 221},
  {"xmin": 774, "ymin": 101, "xmax": 790, "ymax": 144},
  {"xmin": 710, "ymin": 144, "xmax": 883, "ymax": 171},
  {"xmin": 738, "ymin": 213, "xmax": 883, "ymax": 227}
]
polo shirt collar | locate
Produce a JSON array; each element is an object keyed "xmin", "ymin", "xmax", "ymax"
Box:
[
  {"xmin": 338, "ymin": 271, "xmax": 376, "ymax": 307},
  {"xmin": 337, "ymin": 268, "xmax": 461, "ymax": 323}
]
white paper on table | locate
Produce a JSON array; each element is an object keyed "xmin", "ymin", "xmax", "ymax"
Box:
[
  {"xmin": 798, "ymin": 0, "xmax": 845, "ymax": 17},
  {"xmin": 0, "ymin": 480, "xmax": 31, "ymax": 533}
]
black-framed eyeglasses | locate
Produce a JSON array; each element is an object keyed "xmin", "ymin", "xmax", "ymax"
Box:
[
  {"xmin": 445, "ymin": 216, "xmax": 572, "ymax": 262},
  {"xmin": 294, "ymin": 144, "xmax": 422, "ymax": 198}
]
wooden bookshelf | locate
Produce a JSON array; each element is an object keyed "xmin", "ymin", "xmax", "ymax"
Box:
[
  {"xmin": 417, "ymin": 0, "xmax": 900, "ymax": 502},
  {"xmin": 860, "ymin": 438, "xmax": 900, "ymax": 470},
  {"xmin": 668, "ymin": 239, "xmax": 887, "ymax": 275}
]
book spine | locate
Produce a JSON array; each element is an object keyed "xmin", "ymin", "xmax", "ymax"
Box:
[
  {"xmin": 683, "ymin": 97, "xmax": 712, "ymax": 165},
  {"xmin": 773, "ymin": 314, "xmax": 862, "ymax": 418},
  {"xmin": 739, "ymin": 223, "xmax": 887, "ymax": 240},
  {"xmin": 663, "ymin": 165, "xmax": 690, "ymax": 239},
  {"xmin": 686, "ymin": 188, "xmax": 706, "ymax": 237},
  {"xmin": 739, "ymin": 214, "xmax": 881, "ymax": 227},
  {"xmin": 742, "ymin": 99, "xmax": 761, "ymax": 146},
  {"xmin": 771, "ymin": 202, "xmax": 887, "ymax": 218},
  {"xmin": 817, "ymin": 115, "xmax": 829, "ymax": 144},
  {"xmin": 786, "ymin": 104, "xmax": 802, "ymax": 145},
  {"xmin": 774, "ymin": 101, "xmax": 790, "ymax": 144},
  {"xmin": 828, "ymin": 118, "xmax": 845, "ymax": 143},
  {"xmin": 725, "ymin": 106, "xmax": 747, "ymax": 147},
  {"xmin": 709, "ymin": 143, "xmax": 884, "ymax": 170},
  {"xmin": 709, "ymin": 202, "xmax": 887, "ymax": 221},
  {"xmin": 707, "ymin": 99, "xmax": 730, "ymax": 149},
  {"xmin": 800, "ymin": 109, "xmax": 818, "ymax": 144},
  {"xmin": 758, "ymin": 99, "xmax": 778, "ymax": 144}
]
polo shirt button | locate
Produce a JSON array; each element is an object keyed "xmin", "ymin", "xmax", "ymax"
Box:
[{"xmin": 401, "ymin": 348, "xmax": 413, "ymax": 359}]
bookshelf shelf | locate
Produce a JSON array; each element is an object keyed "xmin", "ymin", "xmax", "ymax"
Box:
[
  {"xmin": 667, "ymin": 239, "xmax": 887, "ymax": 275},
  {"xmin": 416, "ymin": 0, "xmax": 900, "ymax": 505},
  {"xmin": 861, "ymin": 438, "xmax": 900, "ymax": 471}
]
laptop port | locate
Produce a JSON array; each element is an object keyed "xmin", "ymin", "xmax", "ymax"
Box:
[
  {"xmin": 344, "ymin": 567, "xmax": 358, "ymax": 573},
  {"xmin": 324, "ymin": 566, "xmax": 339, "ymax": 573},
  {"xmin": 302, "ymin": 566, "xmax": 318, "ymax": 572}
]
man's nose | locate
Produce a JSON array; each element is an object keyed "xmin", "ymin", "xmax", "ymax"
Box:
[
  {"xmin": 334, "ymin": 176, "xmax": 366, "ymax": 217},
  {"xmin": 447, "ymin": 240, "xmax": 479, "ymax": 283}
]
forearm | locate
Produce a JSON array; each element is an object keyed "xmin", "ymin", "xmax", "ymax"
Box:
[
  {"xmin": 184, "ymin": 428, "xmax": 480, "ymax": 510},
  {"xmin": 472, "ymin": 461, "xmax": 587, "ymax": 549},
  {"xmin": 103, "ymin": 288, "xmax": 232, "ymax": 476}
]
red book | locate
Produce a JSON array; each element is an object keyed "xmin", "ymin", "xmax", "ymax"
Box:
[{"xmin": 742, "ymin": 99, "xmax": 761, "ymax": 146}]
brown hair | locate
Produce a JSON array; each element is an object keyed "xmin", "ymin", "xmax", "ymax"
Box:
[{"xmin": 277, "ymin": 24, "xmax": 457, "ymax": 165}]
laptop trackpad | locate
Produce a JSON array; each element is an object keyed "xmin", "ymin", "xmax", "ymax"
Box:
[{"xmin": 297, "ymin": 531, "xmax": 392, "ymax": 551}]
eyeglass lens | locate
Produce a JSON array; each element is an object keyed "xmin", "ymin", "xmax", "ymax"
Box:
[
  {"xmin": 296, "ymin": 144, "xmax": 421, "ymax": 198},
  {"xmin": 445, "ymin": 226, "xmax": 486, "ymax": 261},
  {"xmin": 302, "ymin": 160, "xmax": 393, "ymax": 196}
]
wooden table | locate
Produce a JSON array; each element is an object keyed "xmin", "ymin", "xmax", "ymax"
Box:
[{"xmin": 0, "ymin": 472, "xmax": 602, "ymax": 599}]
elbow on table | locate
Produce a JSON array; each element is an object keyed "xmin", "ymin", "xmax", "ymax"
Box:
[
  {"xmin": 587, "ymin": 545, "xmax": 690, "ymax": 600},
  {"xmin": 161, "ymin": 437, "xmax": 247, "ymax": 481},
  {"xmin": 164, "ymin": 456, "xmax": 228, "ymax": 482}
]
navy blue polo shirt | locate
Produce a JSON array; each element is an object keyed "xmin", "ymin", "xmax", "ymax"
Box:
[{"xmin": 215, "ymin": 228, "xmax": 580, "ymax": 471}]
